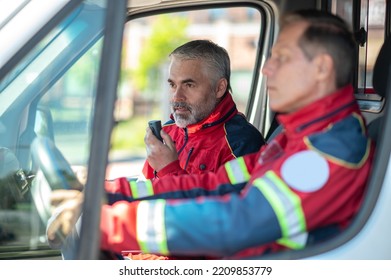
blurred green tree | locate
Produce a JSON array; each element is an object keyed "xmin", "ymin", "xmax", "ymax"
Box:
[
  {"xmin": 132, "ymin": 14, "xmax": 189, "ymax": 92},
  {"xmin": 111, "ymin": 14, "xmax": 189, "ymax": 152}
]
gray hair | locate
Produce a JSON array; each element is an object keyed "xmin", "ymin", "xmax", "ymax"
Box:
[{"xmin": 169, "ymin": 40, "xmax": 232, "ymax": 92}]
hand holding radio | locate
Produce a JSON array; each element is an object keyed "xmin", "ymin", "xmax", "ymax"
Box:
[{"xmin": 148, "ymin": 120, "xmax": 163, "ymax": 142}]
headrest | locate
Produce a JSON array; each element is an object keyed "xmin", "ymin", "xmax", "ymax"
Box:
[{"xmin": 373, "ymin": 35, "xmax": 391, "ymax": 98}]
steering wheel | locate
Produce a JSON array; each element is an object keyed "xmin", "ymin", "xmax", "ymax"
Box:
[
  {"xmin": 30, "ymin": 136, "xmax": 83, "ymax": 224},
  {"xmin": 30, "ymin": 137, "xmax": 121, "ymax": 259}
]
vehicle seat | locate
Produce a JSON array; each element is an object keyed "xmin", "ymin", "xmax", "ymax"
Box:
[
  {"xmin": 265, "ymin": 113, "xmax": 282, "ymax": 143},
  {"xmin": 367, "ymin": 34, "xmax": 391, "ymax": 143}
]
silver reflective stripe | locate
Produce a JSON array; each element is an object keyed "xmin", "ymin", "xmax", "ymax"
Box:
[
  {"xmin": 277, "ymin": 231, "xmax": 308, "ymax": 249},
  {"xmin": 136, "ymin": 200, "xmax": 168, "ymax": 254},
  {"xmin": 225, "ymin": 157, "xmax": 250, "ymax": 184},
  {"xmin": 253, "ymin": 171, "xmax": 306, "ymax": 248},
  {"xmin": 130, "ymin": 180, "xmax": 154, "ymax": 199}
]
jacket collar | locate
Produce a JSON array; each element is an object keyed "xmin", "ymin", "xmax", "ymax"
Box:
[
  {"xmin": 277, "ymin": 85, "xmax": 359, "ymax": 135},
  {"xmin": 170, "ymin": 92, "xmax": 238, "ymax": 134}
]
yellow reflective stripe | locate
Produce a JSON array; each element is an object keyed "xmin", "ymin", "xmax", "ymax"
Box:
[
  {"xmin": 129, "ymin": 181, "xmax": 138, "ymax": 198},
  {"xmin": 136, "ymin": 200, "xmax": 168, "ymax": 254},
  {"xmin": 225, "ymin": 157, "xmax": 250, "ymax": 184},
  {"xmin": 253, "ymin": 178, "xmax": 289, "ymax": 235},
  {"xmin": 253, "ymin": 171, "xmax": 307, "ymax": 249},
  {"xmin": 129, "ymin": 180, "xmax": 154, "ymax": 199},
  {"xmin": 266, "ymin": 171, "xmax": 306, "ymax": 234}
]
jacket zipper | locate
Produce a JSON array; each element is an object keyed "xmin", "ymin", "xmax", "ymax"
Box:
[
  {"xmin": 177, "ymin": 128, "xmax": 193, "ymax": 171},
  {"xmin": 183, "ymin": 147, "xmax": 194, "ymax": 170},
  {"xmin": 177, "ymin": 128, "xmax": 188, "ymax": 155}
]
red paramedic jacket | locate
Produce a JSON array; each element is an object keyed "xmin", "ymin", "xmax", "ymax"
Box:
[
  {"xmin": 102, "ymin": 85, "xmax": 375, "ymax": 258},
  {"xmin": 141, "ymin": 92, "xmax": 265, "ymax": 179}
]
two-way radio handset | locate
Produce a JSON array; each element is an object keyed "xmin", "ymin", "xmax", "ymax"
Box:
[{"xmin": 148, "ymin": 120, "xmax": 163, "ymax": 142}]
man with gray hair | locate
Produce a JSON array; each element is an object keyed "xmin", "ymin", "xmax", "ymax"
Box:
[
  {"xmin": 48, "ymin": 10, "xmax": 375, "ymax": 260},
  {"xmin": 142, "ymin": 40, "xmax": 265, "ymax": 179}
]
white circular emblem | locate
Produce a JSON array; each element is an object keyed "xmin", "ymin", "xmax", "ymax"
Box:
[{"xmin": 281, "ymin": 150, "xmax": 329, "ymax": 193}]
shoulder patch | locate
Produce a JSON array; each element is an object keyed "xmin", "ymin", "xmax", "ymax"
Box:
[
  {"xmin": 281, "ymin": 150, "xmax": 329, "ymax": 193},
  {"xmin": 307, "ymin": 115, "xmax": 369, "ymax": 165}
]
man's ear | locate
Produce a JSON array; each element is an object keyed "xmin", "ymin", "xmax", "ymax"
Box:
[
  {"xmin": 215, "ymin": 78, "xmax": 228, "ymax": 98},
  {"xmin": 314, "ymin": 54, "xmax": 334, "ymax": 82}
]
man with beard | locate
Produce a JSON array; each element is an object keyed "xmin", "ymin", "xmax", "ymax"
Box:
[
  {"xmin": 141, "ymin": 40, "xmax": 265, "ymax": 180},
  {"xmin": 47, "ymin": 40, "xmax": 264, "ymax": 260},
  {"xmin": 47, "ymin": 10, "xmax": 375, "ymax": 259}
]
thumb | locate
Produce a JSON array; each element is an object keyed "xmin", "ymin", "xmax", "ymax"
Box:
[{"xmin": 160, "ymin": 130, "xmax": 176, "ymax": 150}]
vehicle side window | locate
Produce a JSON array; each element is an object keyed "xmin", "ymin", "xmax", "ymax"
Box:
[
  {"xmin": 36, "ymin": 40, "xmax": 102, "ymax": 168},
  {"xmin": 0, "ymin": 0, "xmax": 108, "ymax": 259},
  {"xmin": 332, "ymin": 0, "xmax": 386, "ymax": 92},
  {"xmin": 108, "ymin": 7, "xmax": 264, "ymax": 179}
]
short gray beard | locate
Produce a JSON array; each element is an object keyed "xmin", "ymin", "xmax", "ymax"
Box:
[{"xmin": 172, "ymin": 99, "xmax": 218, "ymax": 128}]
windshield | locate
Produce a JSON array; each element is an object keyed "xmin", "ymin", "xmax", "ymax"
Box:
[
  {"xmin": 0, "ymin": 0, "xmax": 108, "ymax": 259},
  {"xmin": 0, "ymin": 0, "xmax": 71, "ymax": 68}
]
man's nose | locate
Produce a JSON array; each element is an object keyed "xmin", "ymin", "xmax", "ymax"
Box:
[
  {"xmin": 172, "ymin": 86, "xmax": 186, "ymax": 101},
  {"xmin": 262, "ymin": 58, "xmax": 273, "ymax": 77}
]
